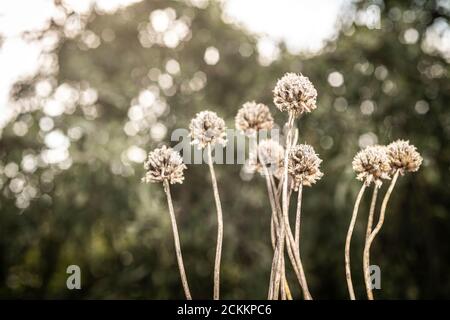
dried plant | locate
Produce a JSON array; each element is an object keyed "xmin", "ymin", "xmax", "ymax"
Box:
[
  {"xmin": 143, "ymin": 69, "xmax": 423, "ymax": 302},
  {"xmin": 288, "ymin": 144, "xmax": 323, "ymax": 263},
  {"xmin": 387, "ymin": 139, "xmax": 423, "ymax": 175},
  {"xmin": 269, "ymin": 73, "xmax": 318, "ymax": 300},
  {"xmin": 190, "ymin": 110, "xmax": 227, "ymax": 300},
  {"xmin": 352, "ymin": 145, "xmax": 391, "ymax": 187},
  {"xmin": 142, "ymin": 146, "xmax": 191, "ymax": 300},
  {"xmin": 273, "ymin": 73, "xmax": 318, "ymax": 117},
  {"xmin": 346, "ymin": 145, "xmax": 390, "ymax": 299},
  {"xmin": 363, "ymin": 140, "xmax": 422, "ymax": 299},
  {"xmin": 288, "ymin": 144, "xmax": 324, "ymax": 191},
  {"xmin": 363, "ymin": 184, "xmax": 379, "ymax": 299},
  {"xmin": 142, "ymin": 145, "xmax": 187, "ymax": 184},
  {"xmin": 189, "ymin": 110, "xmax": 227, "ymax": 149},
  {"xmin": 255, "ymin": 139, "xmax": 285, "ymax": 178},
  {"xmin": 257, "ymin": 142, "xmax": 292, "ymax": 300},
  {"xmin": 235, "ymin": 101, "xmax": 274, "ymax": 136},
  {"xmin": 260, "ymin": 73, "xmax": 320, "ymax": 299},
  {"xmin": 280, "ymin": 144, "xmax": 323, "ymax": 300}
]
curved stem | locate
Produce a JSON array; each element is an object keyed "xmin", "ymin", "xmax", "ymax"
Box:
[
  {"xmin": 281, "ymin": 256, "xmax": 287, "ymax": 300},
  {"xmin": 207, "ymin": 144, "xmax": 223, "ymax": 300},
  {"xmin": 363, "ymin": 186, "xmax": 379, "ymax": 299},
  {"xmin": 273, "ymin": 223, "xmax": 285, "ymax": 300},
  {"xmin": 345, "ymin": 183, "xmax": 366, "ymax": 300},
  {"xmin": 270, "ymin": 171, "xmax": 312, "ymax": 300},
  {"xmin": 270, "ymin": 216, "xmax": 276, "ymax": 251},
  {"xmin": 163, "ymin": 180, "xmax": 192, "ymax": 300},
  {"xmin": 265, "ymin": 169, "xmax": 293, "ymax": 300},
  {"xmin": 363, "ymin": 170, "xmax": 400, "ymax": 300},
  {"xmin": 278, "ymin": 113, "xmax": 294, "ymax": 297},
  {"xmin": 294, "ymin": 183, "xmax": 303, "ymax": 250},
  {"xmin": 284, "ymin": 220, "xmax": 312, "ymax": 299},
  {"xmin": 285, "ymin": 277, "xmax": 293, "ymax": 300},
  {"xmin": 265, "ymin": 172, "xmax": 279, "ymax": 299}
]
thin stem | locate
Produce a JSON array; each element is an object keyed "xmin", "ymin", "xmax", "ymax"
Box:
[
  {"xmin": 294, "ymin": 183, "xmax": 303, "ymax": 250},
  {"xmin": 270, "ymin": 172, "xmax": 312, "ymax": 300},
  {"xmin": 273, "ymin": 226, "xmax": 285, "ymax": 300},
  {"xmin": 267, "ymin": 242, "xmax": 279, "ymax": 299},
  {"xmin": 271, "ymin": 175, "xmax": 307, "ymax": 299},
  {"xmin": 281, "ymin": 256, "xmax": 287, "ymax": 300},
  {"xmin": 284, "ymin": 273, "xmax": 293, "ymax": 300},
  {"xmin": 265, "ymin": 171, "xmax": 279, "ymax": 299},
  {"xmin": 345, "ymin": 183, "xmax": 367, "ymax": 300},
  {"xmin": 265, "ymin": 168, "xmax": 293, "ymax": 300},
  {"xmin": 363, "ymin": 170, "xmax": 400, "ymax": 300},
  {"xmin": 163, "ymin": 180, "xmax": 192, "ymax": 300},
  {"xmin": 284, "ymin": 220, "xmax": 312, "ymax": 299},
  {"xmin": 207, "ymin": 144, "xmax": 223, "ymax": 300},
  {"xmin": 270, "ymin": 216, "xmax": 276, "ymax": 250},
  {"xmin": 278, "ymin": 113, "xmax": 295, "ymax": 298},
  {"xmin": 363, "ymin": 186, "xmax": 379, "ymax": 299}
]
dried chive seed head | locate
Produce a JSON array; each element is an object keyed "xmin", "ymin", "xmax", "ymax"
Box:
[
  {"xmin": 352, "ymin": 145, "xmax": 391, "ymax": 187},
  {"xmin": 288, "ymin": 144, "xmax": 323, "ymax": 190},
  {"xmin": 387, "ymin": 139, "xmax": 422, "ymax": 175},
  {"xmin": 254, "ymin": 139, "xmax": 285, "ymax": 178},
  {"xmin": 235, "ymin": 101, "xmax": 274, "ymax": 136},
  {"xmin": 273, "ymin": 73, "xmax": 318, "ymax": 117},
  {"xmin": 142, "ymin": 145, "xmax": 186, "ymax": 184},
  {"xmin": 189, "ymin": 110, "xmax": 227, "ymax": 149}
]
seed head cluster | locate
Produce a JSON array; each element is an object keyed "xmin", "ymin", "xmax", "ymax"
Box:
[
  {"xmin": 273, "ymin": 73, "xmax": 318, "ymax": 117},
  {"xmin": 142, "ymin": 145, "xmax": 186, "ymax": 184},
  {"xmin": 254, "ymin": 139, "xmax": 285, "ymax": 177},
  {"xmin": 352, "ymin": 145, "xmax": 391, "ymax": 187},
  {"xmin": 387, "ymin": 140, "xmax": 422, "ymax": 175},
  {"xmin": 235, "ymin": 101, "xmax": 274, "ymax": 136},
  {"xmin": 288, "ymin": 144, "xmax": 323, "ymax": 190},
  {"xmin": 189, "ymin": 110, "xmax": 227, "ymax": 149}
]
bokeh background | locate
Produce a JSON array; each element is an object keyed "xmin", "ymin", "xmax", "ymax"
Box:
[{"xmin": 0, "ymin": 0, "xmax": 449, "ymax": 299}]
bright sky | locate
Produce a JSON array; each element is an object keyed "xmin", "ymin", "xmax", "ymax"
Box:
[
  {"xmin": 0, "ymin": 0, "xmax": 347, "ymax": 126},
  {"xmin": 224, "ymin": 0, "xmax": 348, "ymax": 53}
]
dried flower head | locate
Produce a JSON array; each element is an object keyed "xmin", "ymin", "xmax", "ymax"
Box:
[
  {"xmin": 288, "ymin": 144, "xmax": 323, "ymax": 190},
  {"xmin": 235, "ymin": 101, "xmax": 274, "ymax": 136},
  {"xmin": 387, "ymin": 139, "xmax": 422, "ymax": 175},
  {"xmin": 352, "ymin": 145, "xmax": 391, "ymax": 187},
  {"xmin": 189, "ymin": 110, "xmax": 227, "ymax": 149},
  {"xmin": 273, "ymin": 73, "xmax": 318, "ymax": 116},
  {"xmin": 253, "ymin": 139, "xmax": 285, "ymax": 177},
  {"xmin": 142, "ymin": 145, "xmax": 186, "ymax": 184}
]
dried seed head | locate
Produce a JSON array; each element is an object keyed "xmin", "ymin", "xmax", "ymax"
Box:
[
  {"xmin": 142, "ymin": 145, "xmax": 186, "ymax": 184},
  {"xmin": 288, "ymin": 144, "xmax": 323, "ymax": 190},
  {"xmin": 273, "ymin": 73, "xmax": 318, "ymax": 117},
  {"xmin": 387, "ymin": 139, "xmax": 422, "ymax": 175},
  {"xmin": 253, "ymin": 139, "xmax": 285, "ymax": 177},
  {"xmin": 235, "ymin": 101, "xmax": 274, "ymax": 136},
  {"xmin": 352, "ymin": 145, "xmax": 391, "ymax": 187},
  {"xmin": 189, "ymin": 110, "xmax": 227, "ymax": 149}
]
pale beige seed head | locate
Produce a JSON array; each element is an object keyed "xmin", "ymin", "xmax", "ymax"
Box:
[
  {"xmin": 288, "ymin": 144, "xmax": 323, "ymax": 190},
  {"xmin": 253, "ymin": 139, "xmax": 285, "ymax": 178},
  {"xmin": 273, "ymin": 73, "xmax": 318, "ymax": 117},
  {"xmin": 235, "ymin": 101, "xmax": 274, "ymax": 136},
  {"xmin": 387, "ymin": 139, "xmax": 422, "ymax": 175},
  {"xmin": 352, "ymin": 145, "xmax": 391, "ymax": 187},
  {"xmin": 189, "ymin": 110, "xmax": 227, "ymax": 149},
  {"xmin": 142, "ymin": 145, "xmax": 186, "ymax": 184}
]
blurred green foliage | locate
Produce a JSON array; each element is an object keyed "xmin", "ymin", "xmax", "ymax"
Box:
[{"xmin": 0, "ymin": 0, "xmax": 449, "ymax": 299}]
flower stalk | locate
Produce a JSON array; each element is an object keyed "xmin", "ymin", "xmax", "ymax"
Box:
[
  {"xmin": 207, "ymin": 143, "xmax": 224, "ymax": 300},
  {"xmin": 345, "ymin": 183, "xmax": 366, "ymax": 300},
  {"xmin": 363, "ymin": 185, "xmax": 379, "ymax": 299},
  {"xmin": 363, "ymin": 170, "xmax": 399, "ymax": 300},
  {"xmin": 163, "ymin": 180, "xmax": 192, "ymax": 300}
]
